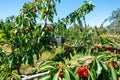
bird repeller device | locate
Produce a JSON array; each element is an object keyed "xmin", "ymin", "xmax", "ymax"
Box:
[{"xmin": 48, "ymin": 36, "xmax": 66, "ymax": 46}]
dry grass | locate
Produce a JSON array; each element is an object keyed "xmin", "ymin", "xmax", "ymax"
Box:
[
  {"xmin": 20, "ymin": 46, "xmax": 64, "ymax": 74},
  {"xmin": 68, "ymin": 54, "xmax": 94, "ymax": 67},
  {"xmin": 0, "ymin": 44, "xmax": 11, "ymax": 53}
]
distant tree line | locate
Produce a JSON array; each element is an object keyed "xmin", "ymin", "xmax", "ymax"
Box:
[{"xmin": 106, "ymin": 8, "xmax": 120, "ymax": 34}]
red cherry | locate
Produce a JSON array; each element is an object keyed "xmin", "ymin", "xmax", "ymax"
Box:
[
  {"xmin": 81, "ymin": 67, "xmax": 87, "ymax": 72},
  {"xmin": 109, "ymin": 49, "xmax": 114, "ymax": 52},
  {"xmin": 48, "ymin": 27, "xmax": 53, "ymax": 31},
  {"xmin": 77, "ymin": 67, "xmax": 87, "ymax": 74},
  {"xmin": 77, "ymin": 68, "xmax": 82, "ymax": 74},
  {"xmin": 45, "ymin": 26, "xmax": 53, "ymax": 31},
  {"xmin": 81, "ymin": 72, "xmax": 88, "ymax": 78},
  {"xmin": 16, "ymin": 44, "xmax": 20, "ymax": 48},
  {"xmin": 31, "ymin": 12, "xmax": 36, "ymax": 17},
  {"xmin": 15, "ymin": 26, "xmax": 18, "ymax": 29},
  {"xmin": 109, "ymin": 63, "xmax": 115, "ymax": 67},
  {"xmin": 80, "ymin": 28, "xmax": 82, "ymax": 32},
  {"xmin": 44, "ymin": 11, "xmax": 49, "ymax": 15},
  {"xmin": 92, "ymin": 45, "xmax": 101, "ymax": 51},
  {"xmin": 112, "ymin": 61, "xmax": 118, "ymax": 67},
  {"xmin": 25, "ymin": 27, "xmax": 30, "ymax": 32},
  {"xmin": 91, "ymin": 47, "xmax": 96, "ymax": 51},
  {"xmin": 58, "ymin": 73, "xmax": 63, "ymax": 78},
  {"xmin": 107, "ymin": 47, "xmax": 114, "ymax": 52},
  {"xmin": 94, "ymin": 45, "xmax": 100, "ymax": 49}
]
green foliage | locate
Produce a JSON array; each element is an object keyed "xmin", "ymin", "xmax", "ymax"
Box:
[
  {"xmin": 1, "ymin": 0, "xmax": 120, "ymax": 80},
  {"xmin": 61, "ymin": 1, "xmax": 95, "ymax": 26},
  {"xmin": 107, "ymin": 8, "xmax": 120, "ymax": 34},
  {"xmin": 0, "ymin": 16, "xmax": 15, "ymax": 44},
  {"xmin": 52, "ymin": 1, "xmax": 95, "ymax": 36},
  {"xmin": 0, "ymin": 0, "xmax": 61, "ymax": 79},
  {"xmin": 35, "ymin": 53, "xmax": 120, "ymax": 80}
]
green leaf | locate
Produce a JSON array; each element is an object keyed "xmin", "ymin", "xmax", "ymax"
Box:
[
  {"xmin": 117, "ymin": 68, "xmax": 120, "ymax": 75},
  {"xmin": 88, "ymin": 70, "xmax": 95, "ymax": 80},
  {"xmin": 100, "ymin": 61, "xmax": 108, "ymax": 71},
  {"xmin": 64, "ymin": 69, "xmax": 70, "ymax": 80},
  {"xmin": 102, "ymin": 69, "xmax": 109, "ymax": 80},
  {"xmin": 38, "ymin": 74, "xmax": 50, "ymax": 80},
  {"xmin": 51, "ymin": 68, "xmax": 59, "ymax": 80},
  {"xmin": 41, "ymin": 14, "xmax": 45, "ymax": 20},
  {"xmin": 65, "ymin": 66, "xmax": 76, "ymax": 80},
  {"xmin": 28, "ymin": 56, "xmax": 34, "ymax": 66},
  {"xmin": 9, "ymin": 59, "xmax": 13, "ymax": 68},
  {"xmin": 18, "ymin": 16, "xmax": 22, "ymax": 26},
  {"xmin": 110, "ymin": 66, "xmax": 117, "ymax": 80},
  {"xmin": 39, "ymin": 61, "xmax": 56, "ymax": 68},
  {"xmin": 38, "ymin": 66, "xmax": 55, "ymax": 72},
  {"xmin": 93, "ymin": 59, "xmax": 102, "ymax": 78},
  {"xmin": 35, "ymin": 53, "xmax": 39, "ymax": 60},
  {"xmin": 23, "ymin": 56, "xmax": 28, "ymax": 64},
  {"xmin": 96, "ymin": 60, "xmax": 102, "ymax": 77},
  {"xmin": 15, "ymin": 16, "xmax": 19, "ymax": 25},
  {"xmin": 23, "ymin": 19, "xmax": 28, "ymax": 27},
  {"xmin": 48, "ymin": 16, "xmax": 53, "ymax": 22},
  {"xmin": 41, "ymin": 8, "xmax": 45, "ymax": 13}
]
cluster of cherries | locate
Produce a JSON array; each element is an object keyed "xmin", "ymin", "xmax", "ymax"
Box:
[
  {"xmin": 92, "ymin": 45, "xmax": 120, "ymax": 54},
  {"xmin": 91, "ymin": 45, "xmax": 101, "ymax": 50},
  {"xmin": 57, "ymin": 62, "xmax": 118, "ymax": 79},
  {"xmin": 108, "ymin": 61, "xmax": 118, "ymax": 67},
  {"xmin": 58, "ymin": 72, "xmax": 64, "ymax": 78},
  {"xmin": 44, "ymin": 26, "xmax": 53, "ymax": 31},
  {"xmin": 58, "ymin": 66, "xmax": 88, "ymax": 79},
  {"xmin": 103, "ymin": 46, "xmax": 120, "ymax": 54},
  {"xmin": 77, "ymin": 66, "xmax": 88, "ymax": 78},
  {"xmin": 15, "ymin": 26, "xmax": 31, "ymax": 32},
  {"xmin": 58, "ymin": 69, "xmax": 64, "ymax": 78}
]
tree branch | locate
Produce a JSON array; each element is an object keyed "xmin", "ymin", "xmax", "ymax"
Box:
[{"xmin": 21, "ymin": 71, "xmax": 50, "ymax": 80}]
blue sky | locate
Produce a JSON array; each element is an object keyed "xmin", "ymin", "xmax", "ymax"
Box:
[{"xmin": 0, "ymin": 0, "xmax": 120, "ymax": 26}]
